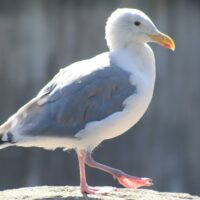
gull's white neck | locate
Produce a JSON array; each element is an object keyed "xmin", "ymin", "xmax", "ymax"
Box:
[{"xmin": 109, "ymin": 42, "xmax": 156, "ymax": 84}]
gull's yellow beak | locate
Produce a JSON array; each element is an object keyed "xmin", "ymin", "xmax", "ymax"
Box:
[{"xmin": 148, "ymin": 32, "xmax": 175, "ymax": 51}]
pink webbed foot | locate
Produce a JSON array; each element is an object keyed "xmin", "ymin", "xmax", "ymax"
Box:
[
  {"xmin": 113, "ymin": 172, "xmax": 153, "ymax": 189},
  {"xmin": 117, "ymin": 176, "xmax": 153, "ymax": 189},
  {"xmin": 81, "ymin": 186, "xmax": 115, "ymax": 195}
]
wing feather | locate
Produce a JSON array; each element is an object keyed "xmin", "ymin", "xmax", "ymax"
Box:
[{"xmin": 4, "ymin": 54, "xmax": 136, "ymax": 139}]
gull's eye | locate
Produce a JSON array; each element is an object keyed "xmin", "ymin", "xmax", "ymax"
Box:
[{"xmin": 134, "ymin": 21, "xmax": 141, "ymax": 26}]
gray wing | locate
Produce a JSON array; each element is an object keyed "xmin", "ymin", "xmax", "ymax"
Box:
[{"xmin": 4, "ymin": 59, "xmax": 136, "ymax": 139}]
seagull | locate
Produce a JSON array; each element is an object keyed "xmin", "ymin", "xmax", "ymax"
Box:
[{"xmin": 0, "ymin": 8, "xmax": 175, "ymax": 194}]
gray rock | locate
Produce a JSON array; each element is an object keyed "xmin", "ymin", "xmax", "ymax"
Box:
[{"xmin": 0, "ymin": 186, "xmax": 199, "ymax": 200}]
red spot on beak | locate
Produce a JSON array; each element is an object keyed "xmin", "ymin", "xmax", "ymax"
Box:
[{"xmin": 164, "ymin": 43, "xmax": 171, "ymax": 49}]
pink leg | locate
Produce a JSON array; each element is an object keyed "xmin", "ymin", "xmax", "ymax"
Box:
[
  {"xmin": 77, "ymin": 150, "xmax": 114, "ymax": 194},
  {"xmin": 85, "ymin": 152, "xmax": 153, "ymax": 189}
]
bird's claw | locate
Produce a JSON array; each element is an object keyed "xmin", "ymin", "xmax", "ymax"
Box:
[{"xmin": 81, "ymin": 186, "xmax": 115, "ymax": 195}]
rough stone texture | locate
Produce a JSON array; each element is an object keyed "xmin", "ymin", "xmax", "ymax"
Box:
[{"xmin": 0, "ymin": 186, "xmax": 199, "ymax": 200}]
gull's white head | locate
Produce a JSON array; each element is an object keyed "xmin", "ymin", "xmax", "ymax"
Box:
[{"xmin": 106, "ymin": 8, "xmax": 175, "ymax": 51}]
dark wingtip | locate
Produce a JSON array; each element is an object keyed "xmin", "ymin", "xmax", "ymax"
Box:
[
  {"xmin": 0, "ymin": 132, "xmax": 14, "ymax": 145},
  {"xmin": 7, "ymin": 132, "xmax": 13, "ymax": 143},
  {"xmin": 0, "ymin": 135, "xmax": 6, "ymax": 144}
]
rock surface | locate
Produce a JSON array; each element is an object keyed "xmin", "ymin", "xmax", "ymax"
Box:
[{"xmin": 0, "ymin": 186, "xmax": 199, "ymax": 200}]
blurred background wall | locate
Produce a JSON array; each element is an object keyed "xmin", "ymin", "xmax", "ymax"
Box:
[{"xmin": 0, "ymin": 0, "xmax": 199, "ymax": 196}]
